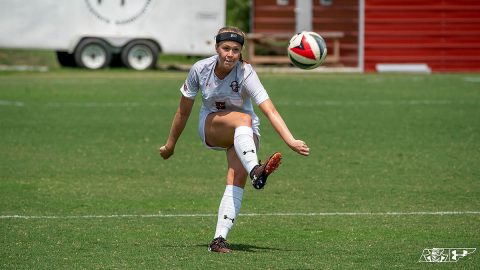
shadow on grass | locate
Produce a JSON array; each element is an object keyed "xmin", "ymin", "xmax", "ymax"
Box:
[
  {"xmin": 186, "ymin": 243, "xmax": 298, "ymax": 253},
  {"xmin": 228, "ymin": 243, "xmax": 290, "ymax": 252}
]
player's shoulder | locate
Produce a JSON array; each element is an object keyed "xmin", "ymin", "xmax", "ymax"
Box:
[
  {"xmin": 191, "ymin": 55, "xmax": 217, "ymax": 73},
  {"xmin": 239, "ymin": 61, "xmax": 259, "ymax": 82},
  {"xmin": 240, "ymin": 60, "xmax": 254, "ymax": 72},
  {"xmin": 239, "ymin": 60, "xmax": 256, "ymax": 77}
]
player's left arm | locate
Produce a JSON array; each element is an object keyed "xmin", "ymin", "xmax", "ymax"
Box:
[{"xmin": 258, "ymin": 99, "xmax": 310, "ymax": 156}]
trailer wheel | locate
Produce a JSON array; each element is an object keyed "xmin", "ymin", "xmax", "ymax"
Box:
[
  {"xmin": 121, "ymin": 40, "xmax": 158, "ymax": 70},
  {"xmin": 56, "ymin": 52, "xmax": 77, "ymax": 67},
  {"xmin": 74, "ymin": 38, "xmax": 112, "ymax": 69}
]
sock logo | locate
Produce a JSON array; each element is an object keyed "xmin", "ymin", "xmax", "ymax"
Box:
[
  {"xmin": 243, "ymin": 149, "xmax": 255, "ymax": 155},
  {"xmin": 223, "ymin": 215, "xmax": 235, "ymax": 223}
]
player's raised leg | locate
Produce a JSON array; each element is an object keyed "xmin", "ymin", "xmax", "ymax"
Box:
[
  {"xmin": 205, "ymin": 111, "xmax": 282, "ymax": 189},
  {"xmin": 205, "ymin": 111, "xmax": 258, "ymax": 173},
  {"xmin": 250, "ymin": 152, "xmax": 282, "ymax": 189}
]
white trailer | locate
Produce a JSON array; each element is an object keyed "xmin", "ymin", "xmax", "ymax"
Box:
[{"xmin": 0, "ymin": 0, "xmax": 226, "ymax": 70}]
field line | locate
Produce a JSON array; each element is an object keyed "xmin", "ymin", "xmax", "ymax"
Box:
[
  {"xmin": 0, "ymin": 100, "xmax": 24, "ymax": 107},
  {"xmin": 1, "ymin": 99, "xmax": 479, "ymax": 108},
  {"xmin": 1, "ymin": 211, "xmax": 480, "ymax": 220}
]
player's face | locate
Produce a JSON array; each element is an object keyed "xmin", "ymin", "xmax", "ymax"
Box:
[{"xmin": 216, "ymin": 41, "xmax": 242, "ymax": 70}]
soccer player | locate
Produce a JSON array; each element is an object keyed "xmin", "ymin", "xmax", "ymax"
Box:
[{"xmin": 159, "ymin": 26, "xmax": 310, "ymax": 253}]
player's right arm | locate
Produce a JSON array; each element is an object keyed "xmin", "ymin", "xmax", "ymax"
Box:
[
  {"xmin": 161, "ymin": 62, "xmax": 200, "ymax": 160},
  {"xmin": 159, "ymin": 95, "xmax": 195, "ymax": 160}
]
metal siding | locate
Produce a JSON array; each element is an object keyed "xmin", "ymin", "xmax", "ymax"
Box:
[
  {"xmin": 364, "ymin": 0, "xmax": 480, "ymax": 72},
  {"xmin": 312, "ymin": 0, "xmax": 359, "ymax": 67},
  {"xmin": 252, "ymin": 0, "xmax": 360, "ymax": 67},
  {"xmin": 252, "ymin": 0, "xmax": 296, "ymax": 33}
]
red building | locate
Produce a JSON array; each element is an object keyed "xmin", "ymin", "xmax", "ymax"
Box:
[{"xmin": 251, "ymin": 0, "xmax": 480, "ymax": 72}]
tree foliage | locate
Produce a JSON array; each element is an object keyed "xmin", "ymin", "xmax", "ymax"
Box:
[{"xmin": 226, "ymin": 0, "xmax": 251, "ymax": 33}]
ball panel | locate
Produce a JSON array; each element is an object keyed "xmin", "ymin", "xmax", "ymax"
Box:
[
  {"xmin": 289, "ymin": 35, "xmax": 317, "ymax": 60},
  {"xmin": 288, "ymin": 49, "xmax": 318, "ymax": 65},
  {"xmin": 288, "ymin": 54, "xmax": 318, "ymax": 70},
  {"xmin": 311, "ymin": 34, "xmax": 327, "ymax": 63},
  {"xmin": 287, "ymin": 31, "xmax": 327, "ymax": 70}
]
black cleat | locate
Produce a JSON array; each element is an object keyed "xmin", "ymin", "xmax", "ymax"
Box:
[
  {"xmin": 208, "ymin": 236, "xmax": 232, "ymax": 253},
  {"xmin": 250, "ymin": 152, "xmax": 282, "ymax": 189}
]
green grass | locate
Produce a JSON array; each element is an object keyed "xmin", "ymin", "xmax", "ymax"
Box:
[
  {"xmin": 0, "ymin": 49, "xmax": 60, "ymax": 68},
  {"xmin": 0, "ymin": 49, "xmax": 202, "ymax": 70},
  {"xmin": 1, "ymin": 71, "xmax": 479, "ymax": 269}
]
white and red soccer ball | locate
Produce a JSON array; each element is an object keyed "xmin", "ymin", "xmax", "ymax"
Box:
[{"xmin": 287, "ymin": 31, "xmax": 327, "ymax": 70}]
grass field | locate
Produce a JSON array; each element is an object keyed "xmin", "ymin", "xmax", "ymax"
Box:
[
  {"xmin": 0, "ymin": 49, "xmax": 202, "ymax": 71},
  {"xmin": 1, "ymin": 70, "xmax": 479, "ymax": 269}
]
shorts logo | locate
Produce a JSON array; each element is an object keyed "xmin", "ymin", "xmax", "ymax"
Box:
[
  {"xmin": 230, "ymin": 80, "xmax": 239, "ymax": 92},
  {"xmin": 419, "ymin": 248, "xmax": 476, "ymax": 263}
]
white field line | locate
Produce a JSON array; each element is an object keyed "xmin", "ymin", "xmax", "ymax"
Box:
[
  {"xmin": 1, "ymin": 211, "xmax": 480, "ymax": 220},
  {"xmin": 0, "ymin": 100, "xmax": 24, "ymax": 107},
  {"xmin": 275, "ymin": 100, "xmax": 480, "ymax": 107},
  {"xmin": 463, "ymin": 76, "xmax": 480, "ymax": 83},
  {"xmin": 1, "ymin": 100, "xmax": 479, "ymax": 108}
]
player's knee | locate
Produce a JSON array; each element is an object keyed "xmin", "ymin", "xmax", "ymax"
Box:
[{"xmin": 236, "ymin": 112, "xmax": 252, "ymax": 127}]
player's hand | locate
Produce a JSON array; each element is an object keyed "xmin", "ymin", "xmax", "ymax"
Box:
[
  {"xmin": 159, "ymin": 144, "xmax": 174, "ymax": 160},
  {"xmin": 288, "ymin": 139, "xmax": 310, "ymax": 156}
]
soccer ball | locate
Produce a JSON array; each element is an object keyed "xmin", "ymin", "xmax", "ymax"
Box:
[{"xmin": 287, "ymin": 31, "xmax": 327, "ymax": 70}]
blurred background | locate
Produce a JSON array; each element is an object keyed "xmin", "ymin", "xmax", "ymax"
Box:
[{"xmin": 1, "ymin": 0, "xmax": 479, "ymax": 73}]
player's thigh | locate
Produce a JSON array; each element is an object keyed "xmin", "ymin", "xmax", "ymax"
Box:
[{"xmin": 205, "ymin": 111, "xmax": 252, "ymax": 148}]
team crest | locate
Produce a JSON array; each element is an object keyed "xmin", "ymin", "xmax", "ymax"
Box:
[
  {"xmin": 215, "ymin": 101, "xmax": 226, "ymax": 110},
  {"xmin": 230, "ymin": 80, "xmax": 239, "ymax": 92}
]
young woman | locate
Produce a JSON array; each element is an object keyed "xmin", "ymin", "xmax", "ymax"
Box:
[{"xmin": 159, "ymin": 26, "xmax": 309, "ymax": 253}]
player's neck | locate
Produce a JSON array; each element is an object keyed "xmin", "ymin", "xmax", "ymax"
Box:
[{"xmin": 214, "ymin": 63, "xmax": 234, "ymax": 80}]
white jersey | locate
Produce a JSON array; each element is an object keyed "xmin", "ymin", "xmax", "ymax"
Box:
[{"xmin": 180, "ymin": 55, "xmax": 269, "ymax": 137}]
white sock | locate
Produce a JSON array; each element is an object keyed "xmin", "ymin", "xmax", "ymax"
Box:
[
  {"xmin": 214, "ymin": 185, "xmax": 244, "ymax": 239},
  {"xmin": 234, "ymin": 126, "xmax": 259, "ymax": 174}
]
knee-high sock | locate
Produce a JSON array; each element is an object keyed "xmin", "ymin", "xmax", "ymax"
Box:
[
  {"xmin": 214, "ymin": 185, "xmax": 244, "ymax": 239},
  {"xmin": 234, "ymin": 126, "xmax": 259, "ymax": 174}
]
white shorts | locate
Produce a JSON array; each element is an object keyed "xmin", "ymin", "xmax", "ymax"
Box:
[{"xmin": 198, "ymin": 111, "xmax": 261, "ymax": 151}]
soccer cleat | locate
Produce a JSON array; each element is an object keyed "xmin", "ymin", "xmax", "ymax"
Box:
[
  {"xmin": 250, "ymin": 152, "xmax": 282, "ymax": 189},
  {"xmin": 208, "ymin": 236, "xmax": 232, "ymax": 253}
]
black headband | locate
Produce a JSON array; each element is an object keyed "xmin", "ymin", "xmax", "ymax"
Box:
[{"xmin": 215, "ymin": 32, "xmax": 244, "ymax": 46}]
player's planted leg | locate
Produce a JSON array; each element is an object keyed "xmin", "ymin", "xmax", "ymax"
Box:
[
  {"xmin": 233, "ymin": 126, "xmax": 282, "ymax": 189},
  {"xmin": 208, "ymin": 236, "xmax": 231, "ymax": 253},
  {"xmin": 213, "ymin": 185, "xmax": 243, "ymax": 240},
  {"xmin": 209, "ymin": 184, "xmax": 243, "ymax": 253}
]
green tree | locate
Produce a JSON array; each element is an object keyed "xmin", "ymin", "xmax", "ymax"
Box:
[{"xmin": 226, "ymin": 0, "xmax": 251, "ymax": 32}]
